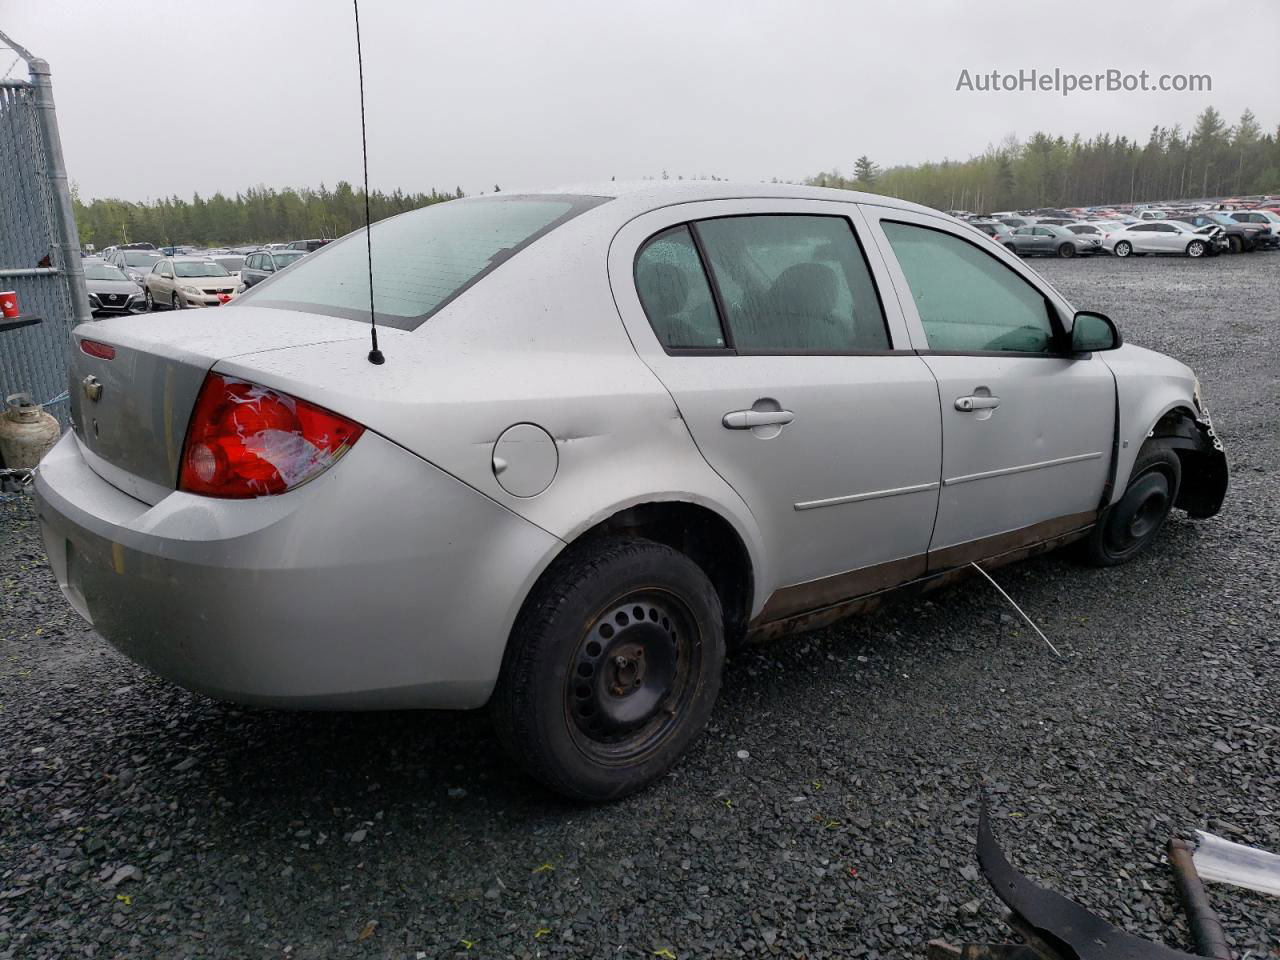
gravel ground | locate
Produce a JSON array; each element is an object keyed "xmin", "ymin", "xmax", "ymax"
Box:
[{"xmin": 2, "ymin": 252, "xmax": 1278, "ymax": 960}]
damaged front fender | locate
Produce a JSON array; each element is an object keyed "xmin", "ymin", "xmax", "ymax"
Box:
[{"xmin": 1153, "ymin": 408, "xmax": 1228, "ymax": 519}]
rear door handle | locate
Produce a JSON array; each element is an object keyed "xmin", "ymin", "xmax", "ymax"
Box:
[
  {"xmin": 722, "ymin": 409, "xmax": 796, "ymax": 429},
  {"xmin": 955, "ymin": 395, "xmax": 1001, "ymax": 412}
]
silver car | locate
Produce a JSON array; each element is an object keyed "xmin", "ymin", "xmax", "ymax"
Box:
[
  {"xmin": 142, "ymin": 256, "xmax": 238, "ymax": 310},
  {"xmin": 35, "ymin": 183, "xmax": 1228, "ymax": 800},
  {"xmin": 1006, "ymin": 224, "xmax": 1101, "ymax": 258}
]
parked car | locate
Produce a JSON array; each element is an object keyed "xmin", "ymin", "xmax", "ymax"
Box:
[
  {"xmin": 1224, "ymin": 210, "xmax": 1280, "ymax": 248},
  {"xmin": 84, "ymin": 261, "xmax": 145, "ymax": 315},
  {"xmin": 1135, "ymin": 209, "xmax": 1171, "ymax": 220},
  {"xmin": 142, "ymin": 256, "xmax": 238, "ymax": 310},
  {"xmin": 209, "ymin": 255, "xmax": 245, "ymax": 284},
  {"xmin": 287, "ymin": 238, "xmax": 334, "ymax": 252},
  {"xmin": 239, "ymin": 249, "xmax": 307, "ymax": 288},
  {"xmin": 1103, "ymin": 221, "xmax": 1223, "ymax": 258},
  {"xmin": 1168, "ymin": 213, "xmax": 1267, "ymax": 253},
  {"xmin": 1007, "ymin": 224, "xmax": 1101, "ymax": 258},
  {"xmin": 968, "ymin": 220, "xmax": 1015, "ymax": 248},
  {"xmin": 35, "ymin": 183, "xmax": 1228, "ymax": 801},
  {"xmin": 108, "ymin": 249, "xmax": 164, "ymax": 286}
]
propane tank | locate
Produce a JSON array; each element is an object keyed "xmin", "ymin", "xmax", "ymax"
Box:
[{"xmin": 0, "ymin": 393, "xmax": 61, "ymax": 469}]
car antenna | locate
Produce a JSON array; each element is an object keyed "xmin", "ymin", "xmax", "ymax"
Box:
[{"xmin": 353, "ymin": 0, "xmax": 384, "ymax": 365}]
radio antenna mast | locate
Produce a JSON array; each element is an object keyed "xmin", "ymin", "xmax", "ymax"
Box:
[{"xmin": 353, "ymin": 0, "xmax": 384, "ymax": 364}]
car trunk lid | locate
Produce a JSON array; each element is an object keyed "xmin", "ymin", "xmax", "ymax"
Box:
[{"xmin": 68, "ymin": 307, "xmax": 368, "ymax": 503}]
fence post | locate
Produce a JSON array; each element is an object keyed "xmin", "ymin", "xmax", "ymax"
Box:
[{"xmin": 27, "ymin": 57, "xmax": 91, "ymax": 327}]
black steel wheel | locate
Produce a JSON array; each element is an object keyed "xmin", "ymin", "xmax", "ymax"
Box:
[
  {"xmin": 1113, "ymin": 240, "xmax": 1133, "ymax": 258},
  {"xmin": 566, "ymin": 590, "xmax": 702, "ymax": 764},
  {"xmin": 492, "ymin": 537, "xmax": 724, "ymax": 801},
  {"xmin": 1082, "ymin": 441, "xmax": 1181, "ymax": 566},
  {"xmin": 1227, "ymin": 235, "xmax": 1243, "ymax": 254}
]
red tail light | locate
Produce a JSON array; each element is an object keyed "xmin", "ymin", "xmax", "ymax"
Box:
[
  {"xmin": 79, "ymin": 339, "xmax": 116, "ymax": 360},
  {"xmin": 178, "ymin": 374, "xmax": 364, "ymax": 498}
]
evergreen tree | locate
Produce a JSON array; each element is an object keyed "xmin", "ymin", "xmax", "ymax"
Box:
[{"xmin": 852, "ymin": 155, "xmax": 879, "ymax": 186}]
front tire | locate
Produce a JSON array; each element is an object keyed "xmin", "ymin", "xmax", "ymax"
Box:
[
  {"xmin": 143, "ymin": 289, "xmax": 154, "ymax": 311},
  {"xmin": 172, "ymin": 291, "xmax": 184, "ymax": 310},
  {"xmin": 1057, "ymin": 243, "xmax": 1076, "ymax": 259},
  {"xmin": 491, "ymin": 538, "xmax": 725, "ymax": 802},
  {"xmin": 1227, "ymin": 235, "xmax": 1243, "ymax": 254},
  {"xmin": 1113, "ymin": 241, "xmax": 1133, "ymax": 258},
  {"xmin": 1082, "ymin": 441, "xmax": 1181, "ymax": 567},
  {"xmin": 1186, "ymin": 240, "xmax": 1206, "ymax": 258}
]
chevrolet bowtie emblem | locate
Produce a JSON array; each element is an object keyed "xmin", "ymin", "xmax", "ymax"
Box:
[{"xmin": 82, "ymin": 375, "xmax": 103, "ymax": 403}]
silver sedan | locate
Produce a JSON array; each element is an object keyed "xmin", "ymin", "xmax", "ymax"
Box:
[{"xmin": 36, "ymin": 183, "xmax": 1228, "ymax": 800}]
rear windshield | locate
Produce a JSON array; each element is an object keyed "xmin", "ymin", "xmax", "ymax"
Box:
[{"xmin": 238, "ymin": 194, "xmax": 609, "ymax": 330}]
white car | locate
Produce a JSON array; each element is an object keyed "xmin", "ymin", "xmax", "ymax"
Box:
[
  {"xmin": 36, "ymin": 182, "xmax": 1228, "ymax": 800},
  {"xmin": 1103, "ymin": 220, "xmax": 1222, "ymax": 258}
]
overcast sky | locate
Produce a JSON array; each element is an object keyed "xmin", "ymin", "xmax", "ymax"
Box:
[{"xmin": 6, "ymin": 0, "xmax": 1278, "ymax": 202}]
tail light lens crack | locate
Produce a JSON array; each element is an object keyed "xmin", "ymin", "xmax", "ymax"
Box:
[{"xmin": 178, "ymin": 373, "xmax": 364, "ymax": 498}]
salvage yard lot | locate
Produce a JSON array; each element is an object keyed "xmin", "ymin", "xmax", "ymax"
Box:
[{"xmin": 1, "ymin": 253, "xmax": 1278, "ymax": 959}]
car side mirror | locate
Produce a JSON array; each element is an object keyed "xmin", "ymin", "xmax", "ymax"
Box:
[{"xmin": 1071, "ymin": 310, "xmax": 1121, "ymax": 353}]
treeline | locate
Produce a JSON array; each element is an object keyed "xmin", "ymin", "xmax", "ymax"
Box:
[
  {"xmin": 72, "ymin": 182, "xmax": 467, "ymax": 249},
  {"xmin": 807, "ymin": 107, "xmax": 1280, "ymax": 212}
]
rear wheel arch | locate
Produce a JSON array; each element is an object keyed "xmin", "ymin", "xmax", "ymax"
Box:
[{"xmin": 570, "ymin": 500, "xmax": 756, "ymax": 645}]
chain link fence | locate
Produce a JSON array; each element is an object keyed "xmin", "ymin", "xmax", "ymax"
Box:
[{"xmin": 0, "ymin": 31, "xmax": 91, "ymax": 431}]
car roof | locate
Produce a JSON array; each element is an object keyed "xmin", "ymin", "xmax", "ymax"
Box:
[
  {"xmin": 170, "ymin": 255, "xmax": 218, "ymax": 261},
  {"xmin": 504, "ymin": 180, "xmax": 945, "ymax": 219}
]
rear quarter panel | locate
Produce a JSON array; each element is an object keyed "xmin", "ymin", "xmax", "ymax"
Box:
[{"xmin": 214, "ymin": 217, "xmax": 772, "ymax": 613}]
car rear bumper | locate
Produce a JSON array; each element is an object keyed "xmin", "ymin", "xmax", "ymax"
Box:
[{"xmin": 33, "ymin": 429, "xmax": 563, "ymax": 710}]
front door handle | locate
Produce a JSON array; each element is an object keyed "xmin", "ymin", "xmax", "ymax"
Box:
[
  {"xmin": 955, "ymin": 395, "xmax": 1001, "ymax": 412},
  {"xmin": 722, "ymin": 409, "xmax": 796, "ymax": 429}
]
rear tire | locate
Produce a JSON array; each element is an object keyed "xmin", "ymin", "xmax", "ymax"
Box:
[
  {"xmin": 1057, "ymin": 243, "xmax": 1076, "ymax": 259},
  {"xmin": 1113, "ymin": 241, "xmax": 1132, "ymax": 258},
  {"xmin": 1081, "ymin": 441, "xmax": 1181, "ymax": 567},
  {"xmin": 491, "ymin": 537, "xmax": 724, "ymax": 802}
]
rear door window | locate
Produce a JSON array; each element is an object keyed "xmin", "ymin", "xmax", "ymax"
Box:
[
  {"xmin": 633, "ymin": 226, "xmax": 725, "ymax": 349},
  {"xmin": 692, "ymin": 215, "xmax": 890, "ymax": 353}
]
